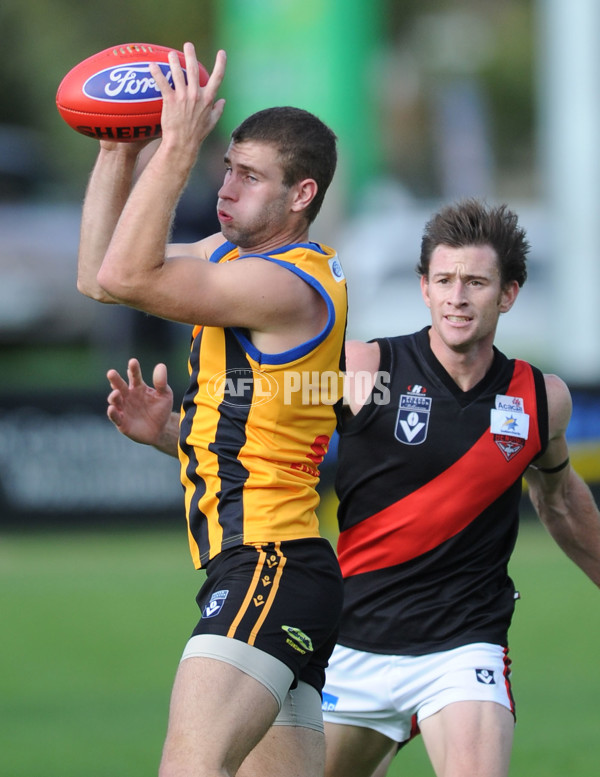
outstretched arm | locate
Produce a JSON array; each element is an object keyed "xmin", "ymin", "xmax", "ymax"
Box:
[
  {"xmin": 77, "ymin": 140, "xmax": 147, "ymax": 302},
  {"xmin": 524, "ymin": 374, "xmax": 600, "ymax": 586},
  {"xmin": 106, "ymin": 358, "xmax": 179, "ymax": 457}
]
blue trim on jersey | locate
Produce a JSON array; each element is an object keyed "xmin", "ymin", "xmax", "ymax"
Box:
[
  {"xmin": 233, "ymin": 257, "xmax": 335, "ymax": 366},
  {"xmin": 209, "ymin": 240, "xmax": 236, "ymax": 263},
  {"xmin": 206, "ymin": 241, "xmax": 337, "ymax": 366}
]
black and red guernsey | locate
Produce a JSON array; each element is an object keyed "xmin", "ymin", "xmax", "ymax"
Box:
[{"xmin": 335, "ymin": 327, "xmax": 548, "ymax": 655}]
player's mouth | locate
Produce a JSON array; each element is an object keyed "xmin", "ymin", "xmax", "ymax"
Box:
[
  {"xmin": 446, "ymin": 315, "xmax": 472, "ymax": 324},
  {"xmin": 217, "ymin": 209, "xmax": 233, "ymax": 224}
]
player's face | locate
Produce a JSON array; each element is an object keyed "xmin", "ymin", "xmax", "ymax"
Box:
[
  {"xmin": 216, "ymin": 140, "xmax": 295, "ymax": 250},
  {"xmin": 421, "ymin": 244, "xmax": 519, "ymax": 353}
]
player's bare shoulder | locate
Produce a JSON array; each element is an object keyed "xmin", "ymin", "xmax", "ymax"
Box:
[
  {"xmin": 544, "ymin": 372, "xmax": 573, "ymax": 439},
  {"xmin": 345, "ymin": 340, "xmax": 381, "ymax": 375},
  {"xmin": 344, "ymin": 340, "xmax": 382, "ymax": 415}
]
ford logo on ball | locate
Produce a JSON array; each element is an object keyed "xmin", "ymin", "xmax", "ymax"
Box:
[{"xmin": 83, "ymin": 63, "xmax": 185, "ymax": 102}]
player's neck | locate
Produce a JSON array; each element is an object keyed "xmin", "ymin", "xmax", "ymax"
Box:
[{"xmin": 429, "ymin": 330, "xmax": 495, "ymax": 392}]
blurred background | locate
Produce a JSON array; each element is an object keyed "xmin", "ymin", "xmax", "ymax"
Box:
[
  {"xmin": 1, "ymin": 0, "xmax": 599, "ymax": 527},
  {"xmin": 1, "ymin": 1, "xmax": 600, "ymax": 774}
]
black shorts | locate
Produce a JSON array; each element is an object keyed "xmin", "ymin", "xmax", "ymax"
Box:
[{"xmin": 190, "ymin": 538, "xmax": 344, "ymax": 694}]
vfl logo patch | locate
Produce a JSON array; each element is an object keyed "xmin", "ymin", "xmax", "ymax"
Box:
[
  {"xmin": 475, "ymin": 668, "xmax": 496, "ymax": 685},
  {"xmin": 282, "ymin": 625, "xmax": 313, "ymax": 655},
  {"xmin": 321, "ymin": 691, "xmax": 338, "ymax": 712},
  {"xmin": 201, "ymin": 589, "xmax": 229, "ymax": 619},
  {"xmin": 395, "ymin": 394, "xmax": 431, "ymax": 445}
]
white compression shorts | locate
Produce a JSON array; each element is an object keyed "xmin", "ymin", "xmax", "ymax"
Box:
[{"xmin": 321, "ymin": 642, "xmax": 515, "ymax": 744}]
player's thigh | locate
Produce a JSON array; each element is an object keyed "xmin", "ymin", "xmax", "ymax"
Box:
[
  {"xmin": 239, "ymin": 679, "xmax": 328, "ymax": 777},
  {"xmin": 239, "ymin": 723, "xmax": 325, "ymax": 777},
  {"xmin": 159, "ymin": 655, "xmax": 279, "ymax": 777},
  {"xmin": 419, "ymin": 700, "xmax": 514, "ymax": 777},
  {"xmin": 324, "ymin": 721, "xmax": 397, "ymax": 777}
]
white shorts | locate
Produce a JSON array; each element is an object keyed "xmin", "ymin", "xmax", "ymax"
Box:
[{"xmin": 322, "ymin": 642, "xmax": 515, "ymax": 744}]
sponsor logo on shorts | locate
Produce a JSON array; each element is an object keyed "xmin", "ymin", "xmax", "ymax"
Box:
[
  {"xmin": 201, "ymin": 589, "xmax": 229, "ymax": 619},
  {"xmin": 321, "ymin": 691, "xmax": 338, "ymax": 711},
  {"xmin": 282, "ymin": 625, "xmax": 313, "ymax": 655},
  {"xmin": 475, "ymin": 668, "xmax": 496, "ymax": 685}
]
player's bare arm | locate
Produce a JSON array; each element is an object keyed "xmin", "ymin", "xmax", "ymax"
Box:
[
  {"xmin": 77, "ymin": 142, "xmax": 142, "ymax": 302},
  {"xmin": 525, "ymin": 373, "xmax": 600, "ymax": 586},
  {"xmin": 94, "ymin": 46, "xmax": 225, "ymax": 296}
]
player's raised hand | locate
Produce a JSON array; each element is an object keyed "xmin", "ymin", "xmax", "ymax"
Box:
[
  {"xmin": 149, "ymin": 43, "xmax": 226, "ymax": 151},
  {"xmin": 106, "ymin": 358, "xmax": 174, "ymax": 446}
]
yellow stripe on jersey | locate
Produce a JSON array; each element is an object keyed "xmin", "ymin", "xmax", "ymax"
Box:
[{"xmin": 178, "ymin": 241, "xmax": 347, "ymax": 569}]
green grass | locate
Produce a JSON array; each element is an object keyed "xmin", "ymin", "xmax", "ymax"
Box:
[{"xmin": 1, "ymin": 521, "xmax": 598, "ymax": 776}]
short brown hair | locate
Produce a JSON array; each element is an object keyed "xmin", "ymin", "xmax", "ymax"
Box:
[
  {"xmin": 417, "ymin": 199, "xmax": 530, "ymax": 287},
  {"xmin": 231, "ymin": 106, "xmax": 337, "ymax": 224}
]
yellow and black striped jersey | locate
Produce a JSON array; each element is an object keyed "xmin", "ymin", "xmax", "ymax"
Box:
[{"xmin": 178, "ymin": 240, "xmax": 347, "ymax": 569}]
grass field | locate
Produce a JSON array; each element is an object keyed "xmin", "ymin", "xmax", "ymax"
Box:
[{"xmin": 1, "ymin": 519, "xmax": 598, "ymax": 776}]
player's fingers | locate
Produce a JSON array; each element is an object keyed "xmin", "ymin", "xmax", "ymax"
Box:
[
  {"xmin": 107, "ymin": 388, "xmax": 124, "ymax": 410},
  {"xmin": 204, "ymin": 49, "xmax": 226, "ymax": 102},
  {"xmin": 148, "ymin": 60, "xmax": 172, "ymax": 95},
  {"xmin": 152, "ymin": 362, "xmax": 169, "ymax": 393},
  {"xmin": 106, "ymin": 368, "xmax": 128, "ymax": 393},
  {"xmin": 182, "ymin": 42, "xmax": 199, "ymax": 96},
  {"xmin": 167, "ymin": 49, "xmax": 187, "ymax": 93},
  {"xmin": 127, "ymin": 358, "xmax": 144, "ymax": 387},
  {"xmin": 106, "ymin": 404, "xmax": 123, "ymax": 428}
]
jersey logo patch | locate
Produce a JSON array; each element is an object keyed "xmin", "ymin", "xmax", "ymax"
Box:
[
  {"xmin": 475, "ymin": 668, "xmax": 496, "ymax": 685},
  {"xmin": 395, "ymin": 394, "xmax": 431, "ymax": 445},
  {"xmin": 490, "ymin": 406, "xmax": 529, "ymax": 461},
  {"xmin": 201, "ymin": 589, "xmax": 229, "ymax": 619},
  {"xmin": 328, "ymin": 255, "xmax": 345, "ymax": 282},
  {"xmin": 494, "ymin": 435, "xmax": 525, "ymax": 461}
]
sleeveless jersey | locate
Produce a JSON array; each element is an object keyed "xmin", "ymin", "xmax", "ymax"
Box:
[
  {"xmin": 335, "ymin": 327, "xmax": 548, "ymax": 654},
  {"xmin": 178, "ymin": 240, "xmax": 347, "ymax": 569}
]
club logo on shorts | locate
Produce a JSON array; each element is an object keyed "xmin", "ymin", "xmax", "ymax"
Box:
[
  {"xmin": 395, "ymin": 393, "xmax": 432, "ymax": 445},
  {"xmin": 282, "ymin": 625, "xmax": 313, "ymax": 655},
  {"xmin": 201, "ymin": 589, "xmax": 229, "ymax": 619},
  {"xmin": 475, "ymin": 668, "xmax": 496, "ymax": 685}
]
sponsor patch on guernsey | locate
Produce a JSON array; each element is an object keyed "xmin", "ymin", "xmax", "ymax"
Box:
[
  {"xmin": 495, "ymin": 394, "xmax": 525, "ymax": 413},
  {"xmin": 490, "ymin": 408, "xmax": 529, "ymax": 440}
]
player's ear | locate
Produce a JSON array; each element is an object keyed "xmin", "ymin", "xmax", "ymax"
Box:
[
  {"xmin": 499, "ymin": 280, "xmax": 519, "ymax": 313},
  {"xmin": 420, "ymin": 274, "xmax": 431, "ymax": 308},
  {"xmin": 290, "ymin": 179, "xmax": 318, "ymax": 213}
]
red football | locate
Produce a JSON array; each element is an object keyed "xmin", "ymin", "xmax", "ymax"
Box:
[{"xmin": 56, "ymin": 42, "xmax": 209, "ymax": 142}]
